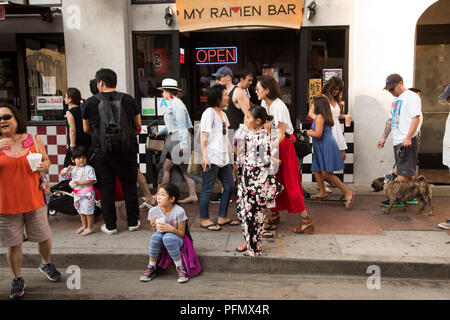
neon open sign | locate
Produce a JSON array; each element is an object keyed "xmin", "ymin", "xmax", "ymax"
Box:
[{"xmin": 195, "ymin": 47, "xmax": 238, "ymax": 65}]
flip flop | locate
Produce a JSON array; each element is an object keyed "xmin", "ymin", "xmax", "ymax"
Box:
[
  {"xmin": 262, "ymin": 231, "xmax": 274, "ymax": 239},
  {"xmin": 263, "ymin": 224, "xmax": 277, "ymax": 231},
  {"xmin": 218, "ymin": 219, "xmax": 240, "ymax": 227},
  {"xmin": 200, "ymin": 223, "xmax": 222, "ymax": 231},
  {"xmin": 345, "ymin": 191, "xmax": 355, "ymax": 209},
  {"xmin": 236, "ymin": 244, "xmax": 247, "ymax": 252}
]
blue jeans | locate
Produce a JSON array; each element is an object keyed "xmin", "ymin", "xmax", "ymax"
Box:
[
  {"xmin": 149, "ymin": 232, "xmax": 184, "ymax": 260},
  {"xmin": 199, "ymin": 164, "xmax": 235, "ymax": 220}
]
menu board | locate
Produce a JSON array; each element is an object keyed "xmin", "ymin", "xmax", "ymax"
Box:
[{"xmin": 308, "ymin": 79, "xmax": 322, "ymax": 109}]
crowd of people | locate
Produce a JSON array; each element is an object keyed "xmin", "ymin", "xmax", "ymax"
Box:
[{"xmin": 1, "ymin": 65, "xmax": 449, "ymax": 299}]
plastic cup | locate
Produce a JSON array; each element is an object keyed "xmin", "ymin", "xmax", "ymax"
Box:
[
  {"xmin": 345, "ymin": 114, "xmax": 353, "ymax": 127},
  {"xmin": 27, "ymin": 152, "xmax": 42, "ymax": 172},
  {"xmin": 156, "ymin": 218, "xmax": 165, "ymax": 232}
]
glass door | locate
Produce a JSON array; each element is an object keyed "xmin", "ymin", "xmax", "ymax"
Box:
[{"xmin": 0, "ymin": 53, "xmax": 20, "ymax": 107}]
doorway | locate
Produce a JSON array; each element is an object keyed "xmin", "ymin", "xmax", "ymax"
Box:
[{"xmin": 415, "ymin": 0, "xmax": 450, "ymax": 184}]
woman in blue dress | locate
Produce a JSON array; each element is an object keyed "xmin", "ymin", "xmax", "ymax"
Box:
[{"xmin": 305, "ymin": 96, "xmax": 355, "ymax": 208}]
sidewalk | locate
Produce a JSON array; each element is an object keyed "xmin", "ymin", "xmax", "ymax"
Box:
[{"xmin": 1, "ymin": 185, "xmax": 449, "ymax": 279}]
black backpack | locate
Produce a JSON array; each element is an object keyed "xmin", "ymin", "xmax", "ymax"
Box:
[{"xmin": 95, "ymin": 92, "xmax": 134, "ymax": 155}]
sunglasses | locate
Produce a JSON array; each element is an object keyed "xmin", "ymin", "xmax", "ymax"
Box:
[
  {"xmin": 0, "ymin": 114, "xmax": 13, "ymax": 121},
  {"xmin": 222, "ymin": 122, "xmax": 227, "ymax": 135}
]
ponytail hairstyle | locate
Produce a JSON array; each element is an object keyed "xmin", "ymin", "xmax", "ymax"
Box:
[
  {"xmin": 249, "ymin": 105, "xmax": 273, "ymax": 125},
  {"xmin": 66, "ymin": 87, "xmax": 82, "ymax": 106},
  {"xmin": 313, "ymin": 96, "xmax": 334, "ymax": 127}
]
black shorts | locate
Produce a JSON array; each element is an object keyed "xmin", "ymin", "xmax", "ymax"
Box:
[{"xmin": 394, "ymin": 136, "xmax": 419, "ymax": 177}]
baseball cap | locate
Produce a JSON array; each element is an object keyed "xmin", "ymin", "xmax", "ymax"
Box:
[
  {"xmin": 384, "ymin": 74, "xmax": 403, "ymax": 90},
  {"xmin": 212, "ymin": 66, "xmax": 233, "ymax": 78},
  {"xmin": 439, "ymin": 84, "xmax": 450, "ymax": 100}
]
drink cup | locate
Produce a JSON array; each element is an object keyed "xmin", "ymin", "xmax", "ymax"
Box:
[
  {"xmin": 345, "ymin": 114, "xmax": 353, "ymax": 127},
  {"xmin": 27, "ymin": 152, "xmax": 42, "ymax": 172},
  {"xmin": 156, "ymin": 218, "xmax": 165, "ymax": 232}
]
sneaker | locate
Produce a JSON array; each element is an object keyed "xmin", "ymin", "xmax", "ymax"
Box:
[
  {"xmin": 407, "ymin": 198, "xmax": 418, "ymax": 205},
  {"xmin": 9, "ymin": 278, "xmax": 25, "ymax": 299},
  {"xmin": 129, "ymin": 220, "xmax": 141, "ymax": 232},
  {"xmin": 438, "ymin": 219, "xmax": 450, "ymax": 230},
  {"xmin": 380, "ymin": 199, "xmax": 404, "ymax": 208},
  {"xmin": 101, "ymin": 224, "xmax": 118, "ymax": 235},
  {"xmin": 139, "ymin": 265, "xmax": 156, "ymax": 282},
  {"xmin": 176, "ymin": 266, "xmax": 189, "ymax": 283},
  {"xmin": 39, "ymin": 262, "xmax": 62, "ymax": 282}
]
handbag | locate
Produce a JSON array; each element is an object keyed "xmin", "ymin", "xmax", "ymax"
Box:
[
  {"xmin": 146, "ymin": 136, "xmax": 165, "ymax": 152},
  {"xmin": 289, "ymin": 131, "xmax": 312, "ymax": 159}
]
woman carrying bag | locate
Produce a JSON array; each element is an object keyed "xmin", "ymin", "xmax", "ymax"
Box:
[{"xmin": 155, "ymin": 79, "xmax": 198, "ymax": 204}]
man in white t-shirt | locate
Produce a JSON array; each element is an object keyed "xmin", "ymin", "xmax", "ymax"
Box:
[{"xmin": 377, "ymin": 74, "xmax": 422, "ymax": 207}]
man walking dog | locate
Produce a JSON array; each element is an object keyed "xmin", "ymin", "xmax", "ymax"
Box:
[{"xmin": 377, "ymin": 74, "xmax": 423, "ymax": 208}]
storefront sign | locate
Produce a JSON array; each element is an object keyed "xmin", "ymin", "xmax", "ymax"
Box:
[
  {"xmin": 176, "ymin": 0, "xmax": 305, "ymax": 32},
  {"xmin": 36, "ymin": 96, "xmax": 64, "ymax": 111},
  {"xmin": 195, "ymin": 47, "xmax": 238, "ymax": 65}
]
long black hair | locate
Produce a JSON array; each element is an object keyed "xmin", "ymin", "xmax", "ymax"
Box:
[
  {"xmin": 159, "ymin": 183, "xmax": 193, "ymax": 242},
  {"xmin": 207, "ymin": 84, "xmax": 227, "ymax": 108},
  {"xmin": 314, "ymin": 96, "xmax": 334, "ymax": 127}
]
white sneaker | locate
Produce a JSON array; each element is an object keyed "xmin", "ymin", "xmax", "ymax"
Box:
[
  {"xmin": 438, "ymin": 219, "xmax": 450, "ymax": 230},
  {"xmin": 129, "ymin": 220, "xmax": 141, "ymax": 232},
  {"xmin": 101, "ymin": 224, "xmax": 118, "ymax": 235}
]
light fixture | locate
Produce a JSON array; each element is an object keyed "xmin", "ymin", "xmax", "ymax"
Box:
[
  {"xmin": 165, "ymin": 6, "xmax": 173, "ymax": 26},
  {"xmin": 306, "ymin": 0, "xmax": 316, "ymax": 21}
]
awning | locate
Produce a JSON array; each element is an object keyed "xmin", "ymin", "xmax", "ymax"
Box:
[
  {"xmin": 0, "ymin": 1, "xmax": 55, "ymax": 22},
  {"xmin": 176, "ymin": 0, "xmax": 305, "ymax": 33}
]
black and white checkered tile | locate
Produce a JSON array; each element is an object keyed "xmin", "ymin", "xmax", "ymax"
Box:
[{"xmin": 301, "ymin": 120, "xmax": 354, "ymax": 183}]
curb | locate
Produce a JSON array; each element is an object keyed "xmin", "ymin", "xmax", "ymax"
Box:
[{"xmin": 2, "ymin": 253, "xmax": 449, "ymax": 280}]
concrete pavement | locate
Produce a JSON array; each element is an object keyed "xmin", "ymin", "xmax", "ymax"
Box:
[{"xmin": 0, "ymin": 185, "xmax": 449, "ymax": 280}]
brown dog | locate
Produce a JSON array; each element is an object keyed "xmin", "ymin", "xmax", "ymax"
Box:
[{"xmin": 371, "ymin": 176, "xmax": 433, "ymax": 215}]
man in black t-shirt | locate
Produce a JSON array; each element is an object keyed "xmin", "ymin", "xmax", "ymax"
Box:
[{"xmin": 83, "ymin": 68, "xmax": 142, "ymax": 234}]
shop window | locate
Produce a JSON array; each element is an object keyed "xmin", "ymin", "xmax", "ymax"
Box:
[
  {"xmin": 0, "ymin": 54, "xmax": 20, "ymax": 108},
  {"xmin": 23, "ymin": 35, "xmax": 67, "ymax": 121},
  {"xmin": 134, "ymin": 33, "xmax": 177, "ymax": 118},
  {"xmin": 9, "ymin": 0, "xmax": 61, "ymax": 5},
  {"xmin": 132, "ymin": 0, "xmax": 175, "ymax": 4}
]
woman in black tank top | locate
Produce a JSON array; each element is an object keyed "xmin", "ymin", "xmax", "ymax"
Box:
[
  {"xmin": 64, "ymin": 88, "xmax": 92, "ymax": 167},
  {"xmin": 225, "ymin": 86, "xmax": 245, "ymax": 131}
]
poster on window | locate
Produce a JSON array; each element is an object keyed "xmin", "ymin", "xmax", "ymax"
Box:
[
  {"xmin": 36, "ymin": 96, "xmax": 64, "ymax": 111},
  {"xmin": 142, "ymin": 97, "xmax": 156, "ymax": 116},
  {"xmin": 152, "ymin": 49, "xmax": 168, "ymax": 74},
  {"xmin": 323, "ymin": 69, "xmax": 343, "ymax": 86},
  {"xmin": 157, "ymin": 97, "xmax": 169, "ymax": 116},
  {"xmin": 308, "ymin": 79, "xmax": 322, "ymax": 109}
]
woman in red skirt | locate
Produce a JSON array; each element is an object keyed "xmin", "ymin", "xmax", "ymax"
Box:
[{"xmin": 257, "ymin": 76, "xmax": 314, "ymax": 234}]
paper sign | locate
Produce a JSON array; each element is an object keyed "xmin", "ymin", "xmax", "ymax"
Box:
[
  {"xmin": 323, "ymin": 69, "xmax": 343, "ymax": 85},
  {"xmin": 36, "ymin": 96, "xmax": 64, "ymax": 111},
  {"xmin": 157, "ymin": 97, "xmax": 168, "ymax": 116},
  {"xmin": 42, "ymin": 76, "xmax": 56, "ymax": 95},
  {"xmin": 142, "ymin": 97, "xmax": 156, "ymax": 116},
  {"xmin": 308, "ymin": 79, "xmax": 322, "ymax": 109}
]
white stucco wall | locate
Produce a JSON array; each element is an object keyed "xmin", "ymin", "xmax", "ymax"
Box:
[{"xmin": 62, "ymin": 0, "xmax": 133, "ymax": 98}]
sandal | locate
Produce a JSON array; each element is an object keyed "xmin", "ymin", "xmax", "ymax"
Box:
[
  {"xmin": 80, "ymin": 228, "xmax": 94, "ymax": 236},
  {"xmin": 76, "ymin": 227, "xmax": 85, "ymax": 234},
  {"xmin": 262, "ymin": 230, "xmax": 274, "ymax": 239},
  {"xmin": 263, "ymin": 223, "xmax": 277, "ymax": 231},
  {"xmin": 217, "ymin": 219, "xmax": 240, "ymax": 227},
  {"xmin": 310, "ymin": 194, "xmax": 329, "ymax": 200},
  {"xmin": 200, "ymin": 223, "xmax": 222, "ymax": 231},
  {"xmin": 236, "ymin": 244, "xmax": 247, "ymax": 252},
  {"xmin": 345, "ymin": 191, "xmax": 355, "ymax": 209},
  {"xmin": 267, "ymin": 213, "xmax": 281, "ymax": 225}
]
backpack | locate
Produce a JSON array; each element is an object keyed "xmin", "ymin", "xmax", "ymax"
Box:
[{"xmin": 95, "ymin": 92, "xmax": 134, "ymax": 155}]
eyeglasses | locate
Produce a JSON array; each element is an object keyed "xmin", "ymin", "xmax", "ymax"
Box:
[
  {"xmin": 0, "ymin": 114, "xmax": 13, "ymax": 121},
  {"xmin": 222, "ymin": 122, "xmax": 227, "ymax": 135}
]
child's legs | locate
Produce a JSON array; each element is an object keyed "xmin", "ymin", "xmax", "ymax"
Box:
[
  {"xmin": 86, "ymin": 215, "xmax": 94, "ymax": 230},
  {"xmin": 149, "ymin": 232, "xmax": 164, "ymax": 262},
  {"xmin": 321, "ymin": 171, "xmax": 351, "ymax": 196},
  {"xmin": 313, "ymin": 171, "xmax": 326, "ymax": 195},
  {"xmin": 162, "ymin": 233, "xmax": 184, "ymax": 261},
  {"xmin": 80, "ymin": 214, "xmax": 87, "ymax": 229}
]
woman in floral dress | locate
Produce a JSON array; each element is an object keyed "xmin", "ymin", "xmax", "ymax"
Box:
[{"xmin": 236, "ymin": 106, "xmax": 283, "ymax": 257}]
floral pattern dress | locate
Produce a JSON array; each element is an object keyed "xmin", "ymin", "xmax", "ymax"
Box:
[
  {"xmin": 62, "ymin": 165, "xmax": 97, "ymax": 215},
  {"xmin": 236, "ymin": 128, "xmax": 283, "ymax": 257}
]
